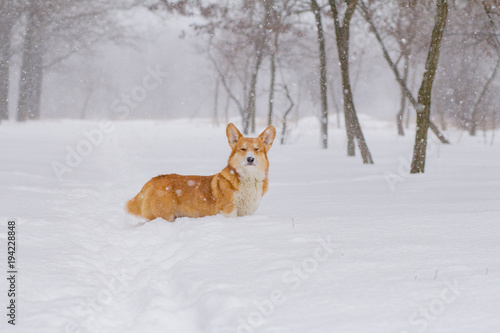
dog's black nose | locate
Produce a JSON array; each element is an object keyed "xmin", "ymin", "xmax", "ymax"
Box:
[{"xmin": 247, "ymin": 156, "xmax": 255, "ymax": 164}]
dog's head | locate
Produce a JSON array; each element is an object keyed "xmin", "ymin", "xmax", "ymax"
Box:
[{"xmin": 226, "ymin": 123, "xmax": 276, "ymax": 180}]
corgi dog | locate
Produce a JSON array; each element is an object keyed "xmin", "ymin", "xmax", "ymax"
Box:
[{"xmin": 127, "ymin": 123, "xmax": 276, "ymax": 222}]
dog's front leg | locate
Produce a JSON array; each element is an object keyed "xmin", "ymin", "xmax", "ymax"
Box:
[{"xmin": 221, "ymin": 204, "xmax": 237, "ymax": 218}]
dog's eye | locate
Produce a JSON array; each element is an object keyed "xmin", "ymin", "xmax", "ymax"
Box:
[
  {"xmin": 240, "ymin": 148, "xmax": 247, "ymax": 151},
  {"xmin": 254, "ymin": 147, "xmax": 259, "ymax": 151}
]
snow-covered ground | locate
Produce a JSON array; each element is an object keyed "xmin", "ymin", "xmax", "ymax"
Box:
[{"xmin": 1, "ymin": 117, "xmax": 499, "ymax": 333}]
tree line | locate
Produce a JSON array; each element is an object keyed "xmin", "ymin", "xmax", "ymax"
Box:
[
  {"xmin": 181, "ymin": 0, "xmax": 498, "ymax": 172},
  {"xmin": 0, "ymin": 0, "xmax": 135, "ymax": 121},
  {"xmin": 1, "ymin": 0, "xmax": 499, "ymax": 173}
]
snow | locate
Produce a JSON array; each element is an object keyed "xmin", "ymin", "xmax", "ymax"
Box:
[{"xmin": 1, "ymin": 118, "xmax": 499, "ymax": 333}]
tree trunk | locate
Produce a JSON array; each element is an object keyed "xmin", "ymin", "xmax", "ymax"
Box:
[
  {"xmin": 17, "ymin": 11, "xmax": 45, "ymax": 121},
  {"xmin": 280, "ymin": 83, "xmax": 295, "ymax": 145},
  {"xmin": 328, "ymin": 80, "xmax": 341, "ymax": 129},
  {"xmin": 311, "ymin": 0, "xmax": 329, "ymax": 149},
  {"xmin": 329, "ymin": 0, "xmax": 374, "ymax": 164},
  {"xmin": 0, "ymin": 4, "xmax": 17, "ymax": 121},
  {"xmin": 339, "ymin": 42, "xmax": 372, "ymax": 162},
  {"xmin": 410, "ymin": 0, "xmax": 448, "ymax": 174},
  {"xmin": 80, "ymin": 87, "xmax": 93, "ymax": 119},
  {"xmin": 439, "ymin": 107, "xmax": 446, "ymax": 131},
  {"xmin": 397, "ymin": 53, "xmax": 409, "ymax": 136},
  {"xmin": 491, "ymin": 110, "xmax": 497, "ymax": 145},
  {"xmin": 0, "ymin": 25, "xmax": 12, "ymax": 121},
  {"xmin": 224, "ymin": 92, "xmax": 230, "ymax": 124},
  {"xmin": 245, "ymin": 57, "xmax": 262, "ymax": 134},
  {"xmin": 469, "ymin": 56, "xmax": 500, "ymax": 136},
  {"xmin": 406, "ymin": 70, "xmax": 417, "ymax": 129},
  {"xmin": 213, "ymin": 75, "xmax": 220, "ymax": 126},
  {"xmin": 268, "ymin": 32, "xmax": 279, "ymax": 127}
]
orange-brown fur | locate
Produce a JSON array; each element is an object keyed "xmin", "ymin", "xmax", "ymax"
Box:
[{"xmin": 127, "ymin": 123, "xmax": 276, "ymax": 222}]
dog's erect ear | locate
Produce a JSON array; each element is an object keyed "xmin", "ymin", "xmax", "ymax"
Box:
[
  {"xmin": 258, "ymin": 125, "xmax": 276, "ymax": 150},
  {"xmin": 226, "ymin": 123, "xmax": 243, "ymax": 149}
]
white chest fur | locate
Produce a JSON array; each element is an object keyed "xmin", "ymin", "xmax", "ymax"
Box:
[{"xmin": 234, "ymin": 178, "xmax": 264, "ymax": 216}]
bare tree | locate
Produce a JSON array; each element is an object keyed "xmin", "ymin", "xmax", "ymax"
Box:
[
  {"xmin": 328, "ymin": 0, "xmax": 374, "ymax": 163},
  {"xmin": 194, "ymin": 1, "xmax": 271, "ymax": 134},
  {"xmin": 359, "ymin": 0, "xmax": 450, "ymax": 145},
  {"xmin": 387, "ymin": 1, "xmax": 428, "ymax": 136},
  {"xmin": 0, "ymin": 0, "xmax": 21, "ymax": 121},
  {"xmin": 16, "ymin": 0, "xmax": 136, "ymax": 121},
  {"xmin": 469, "ymin": 56, "xmax": 500, "ymax": 135},
  {"xmin": 17, "ymin": 2, "xmax": 45, "ymax": 121},
  {"xmin": 381, "ymin": 1, "xmax": 432, "ymax": 136},
  {"xmin": 244, "ymin": 0, "xmax": 274, "ymax": 133},
  {"xmin": 311, "ymin": 0, "xmax": 329, "ymax": 148},
  {"xmin": 410, "ymin": 0, "xmax": 448, "ymax": 173},
  {"xmin": 468, "ymin": 0, "xmax": 500, "ymax": 135},
  {"xmin": 279, "ymin": 80, "xmax": 295, "ymax": 144},
  {"xmin": 360, "ymin": 0, "xmax": 449, "ymax": 173},
  {"xmin": 268, "ymin": 30, "xmax": 278, "ymax": 127},
  {"xmin": 195, "ymin": 0, "xmax": 302, "ymax": 134},
  {"xmin": 423, "ymin": 1, "xmax": 500, "ymax": 135},
  {"xmin": 206, "ymin": 35, "xmax": 252, "ymax": 126}
]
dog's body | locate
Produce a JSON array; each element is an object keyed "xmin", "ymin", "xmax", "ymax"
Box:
[{"xmin": 127, "ymin": 123, "xmax": 276, "ymax": 222}]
